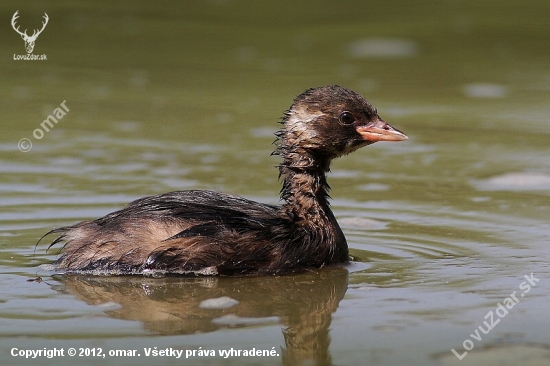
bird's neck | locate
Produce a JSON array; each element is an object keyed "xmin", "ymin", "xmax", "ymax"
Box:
[
  {"xmin": 273, "ymin": 125, "xmax": 349, "ymax": 264},
  {"xmin": 277, "ymin": 148, "xmax": 333, "ymax": 224},
  {"xmin": 277, "ymin": 149, "xmax": 348, "ymax": 263}
]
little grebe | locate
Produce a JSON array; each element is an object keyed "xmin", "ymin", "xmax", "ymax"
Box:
[{"xmin": 44, "ymin": 85, "xmax": 407, "ymax": 276}]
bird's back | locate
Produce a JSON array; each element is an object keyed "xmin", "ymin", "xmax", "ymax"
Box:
[{"xmin": 48, "ymin": 190, "xmax": 293, "ymax": 276}]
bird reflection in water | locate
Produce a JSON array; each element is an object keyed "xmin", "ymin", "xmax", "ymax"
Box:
[{"xmin": 55, "ymin": 268, "xmax": 348, "ymax": 365}]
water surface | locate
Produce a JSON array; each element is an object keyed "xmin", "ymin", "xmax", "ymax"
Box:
[{"xmin": 1, "ymin": 1, "xmax": 549, "ymax": 365}]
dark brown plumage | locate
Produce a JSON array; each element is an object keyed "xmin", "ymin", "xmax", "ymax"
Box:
[{"xmin": 43, "ymin": 85, "xmax": 407, "ymax": 276}]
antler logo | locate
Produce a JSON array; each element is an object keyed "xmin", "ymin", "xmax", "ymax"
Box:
[{"xmin": 11, "ymin": 10, "xmax": 49, "ymax": 54}]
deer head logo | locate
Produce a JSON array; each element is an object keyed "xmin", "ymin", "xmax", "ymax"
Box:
[{"xmin": 11, "ymin": 10, "xmax": 49, "ymax": 54}]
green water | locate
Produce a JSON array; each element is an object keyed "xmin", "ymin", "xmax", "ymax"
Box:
[{"xmin": 1, "ymin": 1, "xmax": 549, "ymax": 365}]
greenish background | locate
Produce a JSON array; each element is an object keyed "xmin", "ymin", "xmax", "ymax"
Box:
[{"xmin": 1, "ymin": 1, "xmax": 549, "ymax": 365}]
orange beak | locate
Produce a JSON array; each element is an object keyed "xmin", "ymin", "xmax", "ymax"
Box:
[{"xmin": 356, "ymin": 119, "xmax": 408, "ymax": 142}]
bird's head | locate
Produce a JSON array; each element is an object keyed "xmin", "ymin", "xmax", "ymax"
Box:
[{"xmin": 276, "ymin": 85, "xmax": 407, "ymax": 165}]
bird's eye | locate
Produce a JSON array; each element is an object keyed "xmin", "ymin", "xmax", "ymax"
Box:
[{"xmin": 339, "ymin": 111, "xmax": 355, "ymax": 125}]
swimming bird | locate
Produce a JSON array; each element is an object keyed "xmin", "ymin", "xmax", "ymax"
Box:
[{"xmin": 44, "ymin": 85, "xmax": 407, "ymax": 276}]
